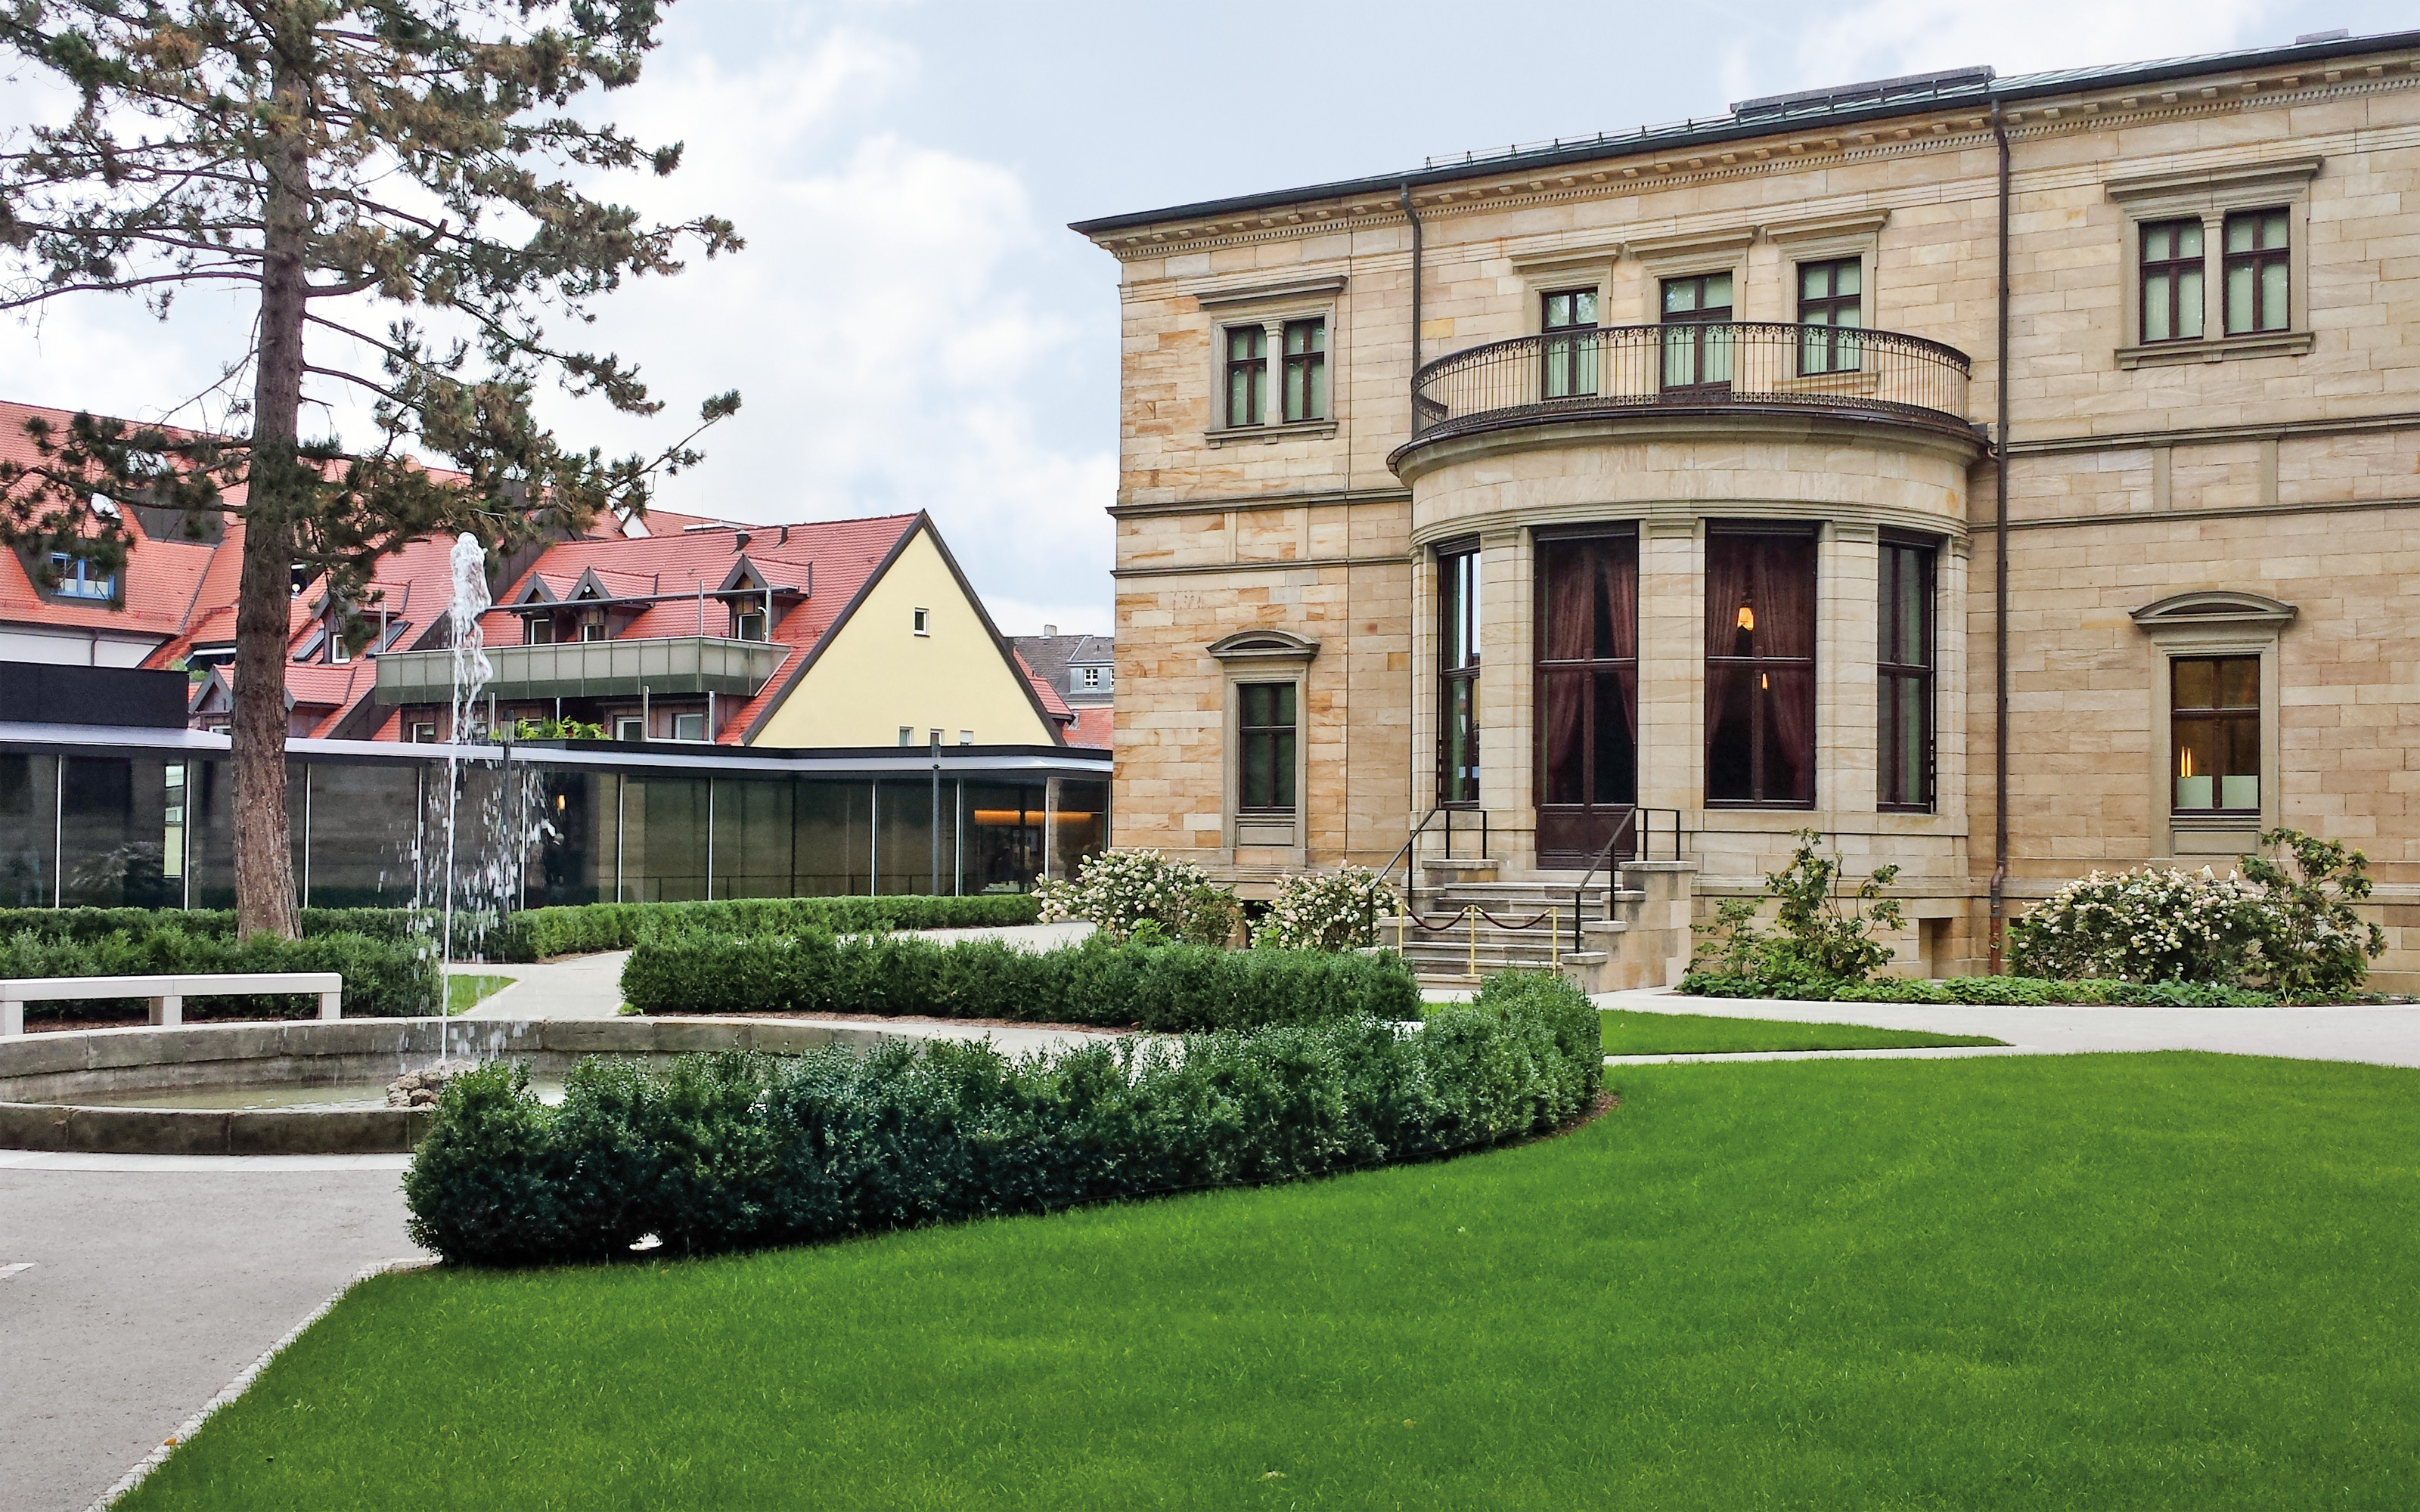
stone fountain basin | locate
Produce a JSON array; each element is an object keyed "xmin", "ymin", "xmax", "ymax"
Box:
[{"xmin": 0, "ymin": 1018, "xmax": 902, "ymax": 1156}]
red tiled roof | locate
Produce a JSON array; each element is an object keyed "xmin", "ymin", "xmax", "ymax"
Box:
[
  {"xmin": 1068, "ymin": 706, "xmax": 1113, "ymax": 750},
  {"xmin": 1019, "ymin": 652, "xmax": 1075, "ymax": 722}
]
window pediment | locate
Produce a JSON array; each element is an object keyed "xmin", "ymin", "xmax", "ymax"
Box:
[
  {"xmin": 1208, "ymin": 628, "xmax": 1319, "ymax": 663},
  {"xmin": 2130, "ymin": 590, "xmax": 2297, "ymax": 629}
]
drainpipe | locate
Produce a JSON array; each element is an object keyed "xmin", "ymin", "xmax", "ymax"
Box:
[
  {"xmin": 1399, "ymin": 181, "xmax": 1423, "ymax": 433},
  {"xmin": 1987, "ymin": 101, "xmax": 2012, "ymax": 972}
]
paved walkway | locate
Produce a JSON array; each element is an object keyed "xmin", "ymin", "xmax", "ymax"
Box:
[
  {"xmin": 1596, "ymin": 989, "xmax": 2420, "ymax": 1069},
  {"xmin": 0, "ymin": 1164, "xmax": 421, "ymax": 1512}
]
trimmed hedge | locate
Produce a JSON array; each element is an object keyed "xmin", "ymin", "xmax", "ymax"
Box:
[
  {"xmin": 0, "ymin": 928, "xmax": 441, "ymax": 1018},
  {"xmin": 619, "ymin": 931, "xmax": 1421, "ymax": 1031},
  {"xmin": 402, "ymin": 978, "xmax": 1601, "ymax": 1266},
  {"xmin": 1680, "ymin": 971, "xmax": 2280, "ymax": 1007},
  {"xmin": 496, "ymin": 894, "xmax": 1043, "ymax": 961},
  {"xmin": 0, "ymin": 906, "xmax": 433, "ymax": 945}
]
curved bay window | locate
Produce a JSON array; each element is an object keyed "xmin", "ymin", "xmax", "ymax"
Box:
[
  {"xmin": 1438, "ymin": 541, "xmax": 1480, "ymax": 806},
  {"xmin": 1534, "ymin": 530, "xmax": 1637, "ymax": 866},
  {"xmin": 1705, "ymin": 527, "xmax": 1816, "ymax": 807}
]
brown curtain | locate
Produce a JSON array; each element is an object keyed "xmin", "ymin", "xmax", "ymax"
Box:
[
  {"xmin": 1540, "ymin": 542, "xmax": 1596, "ymax": 796},
  {"xmin": 1703, "ymin": 534, "xmax": 1754, "ymax": 746},
  {"xmin": 1595, "ymin": 535, "xmax": 1638, "ymax": 661},
  {"xmin": 1751, "ymin": 534, "xmax": 1817, "ymax": 659}
]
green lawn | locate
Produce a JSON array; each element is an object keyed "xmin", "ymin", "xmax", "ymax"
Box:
[
  {"xmin": 1599, "ymin": 1006, "xmax": 2004, "ymax": 1054},
  {"xmin": 124, "ymin": 1054, "xmax": 2420, "ymax": 1510},
  {"xmin": 444, "ymin": 973, "xmax": 513, "ymax": 1015}
]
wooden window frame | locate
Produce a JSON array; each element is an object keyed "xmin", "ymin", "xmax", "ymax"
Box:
[
  {"xmin": 1795, "ymin": 257, "xmax": 1863, "ymax": 374},
  {"xmin": 1236, "ymin": 680, "xmax": 1299, "ymax": 816},
  {"xmin": 1436, "ymin": 539, "xmax": 1481, "ymax": 807},
  {"xmin": 2168, "ymin": 655, "xmax": 2261, "ymax": 816},
  {"xmin": 1659, "ymin": 272, "xmax": 1735, "ymax": 394},
  {"xmin": 1877, "ymin": 534, "xmax": 1937, "ymax": 813},
  {"xmin": 1224, "ymin": 324, "xmax": 1267, "ymax": 428},
  {"xmin": 2138, "ymin": 218, "xmax": 2205, "ymax": 344},
  {"xmin": 1703, "ymin": 523, "xmax": 1818, "ymax": 810},
  {"xmin": 1280, "ymin": 317, "xmax": 1327, "ymax": 423},
  {"xmin": 2222, "ymin": 208, "xmax": 2291, "ymax": 336},
  {"xmin": 1539, "ymin": 287, "xmax": 1599, "ymax": 400}
]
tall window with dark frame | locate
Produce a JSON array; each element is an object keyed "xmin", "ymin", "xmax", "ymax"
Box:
[
  {"xmin": 2223, "ymin": 209, "xmax": 2289, "ymax": 335},
  {"xmin": 1540, "ymin": 288, "xmax": 1598, "ymax": 399},
  {"xmin": 1224, "ymin": 325, "xmax": 1267, "ymax": 427},
  {"xmin": 1796, "ymin": 257, "xmax": 1863, "ymax": 374},
  {"xmin": 2139, "ymin": 218, "xmax": 2204, "ymax": 342},
  {"xmin": 1281, "ymin": 317, "xmax": 1327, "ymax": 422},
  {"xmin": 1238, "ymin": 682, "xmax": 1298, "ymax": 814},
  {"xmin": 1534, "ymin": 531, "xmax": 1639, "ymax": 865},
  {"xmin": 1705, "ymin": 528, "xmax": 1817, "ymax": 807},
  {"xmin": 2171, "ymin": 656, "xmax": 2260, "ymax": 813},
  {"xmin": 1877, "ymin": 538, "xmax": 1936, "ymax": 812},
  {"xmin": 1660, "ymin": 272, "xmax": 1733, "ymax": 392},
  {"xmin": 1438, "ymin": 544, "xmax": 1481, "ymax": 806}
]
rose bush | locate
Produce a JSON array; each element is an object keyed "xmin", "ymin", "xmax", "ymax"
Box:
[{"xmin": 1252, "ymin": 866, "xmax": 1402, "ymax": 952}]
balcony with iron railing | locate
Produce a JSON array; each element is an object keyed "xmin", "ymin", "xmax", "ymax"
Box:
[
  {"xmin": 1394, "ymin": 321, "xmax": 1975, "ymax": 465},
  {"xmin": 374, "ymin": 636, "xmax": 785, "ymax": 705}
]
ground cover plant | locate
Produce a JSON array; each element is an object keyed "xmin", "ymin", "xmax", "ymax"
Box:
[
  {"xmin": 404, "ymin": 971, "xmax": 1599, "ymax": 1266},
  {"xmin": 124, "ymin": 1052, "xmax": 2420, "ymax": 1509},
  {"xmin": 619, "ymin": 928, "xmax": 1419, "ymax": 1030},
  {"xmin": 1595, "ymin": 1007, "xmax": 2002, "ymax": 1055}
]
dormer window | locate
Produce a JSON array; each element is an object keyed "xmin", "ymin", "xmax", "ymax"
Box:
[
  {"xmin": 579, "ymin": 618, "xmax": 606, "ymax": 643},
  {"xmin": 49, "ymin": 553, "xmax": 116, "ymax": 601},
  {"xmin": 525, "ymin": 616, "xmax": 556, "ymax": 645},
  {"xmin": 733, "ymin": 606, "xmax": 768, "ymax": 642},
  {"xmin": 1079, "ymin": 666, "xmax": 1103, "ymax": 690}
]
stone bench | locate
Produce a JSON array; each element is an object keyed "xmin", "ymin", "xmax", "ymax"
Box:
[{"xmin": 0, "ymin": 973, "xmax": 343, "ymax": 1036}]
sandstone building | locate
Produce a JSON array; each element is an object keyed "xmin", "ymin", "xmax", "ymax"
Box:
[{"xmin": 1072, "ymin": 31, "xmax": 2420, "ymax": 989}]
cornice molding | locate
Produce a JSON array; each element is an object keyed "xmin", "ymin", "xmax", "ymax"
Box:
[
  {"xmin": 1108, "ymin": 487, "xmax": 1412, "ymax": 519},
  {"xmin": 1193, "ymin": 274, "xmax": 1348, "ymax": 310}
]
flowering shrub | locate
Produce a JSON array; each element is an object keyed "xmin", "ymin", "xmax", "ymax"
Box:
[
  {"xmin": 1035, "ymin": 849, "xmax": 1241, "ymax": 947},
  {"xmin": 2006, "ymin": 830, "xmax": 2385, "ymax": 994},
  {"xmin": 1688, "ymin": 831, "xmax": 1902, "ymax": 990},
  {"xmin": 1252, "ymin": 866, "xmax": 1403, "ymax": 952},
  {"xmin": 2006, "ymin": 866, "xmax": 2252, "ymax": 984}
]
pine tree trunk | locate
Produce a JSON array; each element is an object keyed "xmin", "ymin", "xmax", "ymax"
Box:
[{"xmin": 230, "ymin": 51, "xmax": 314, "ymax": 942}]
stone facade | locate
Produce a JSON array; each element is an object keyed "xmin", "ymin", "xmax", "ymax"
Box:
[{"xmin": 1078, "ymin": 36, "xmax": 2420, "ymax": 989}]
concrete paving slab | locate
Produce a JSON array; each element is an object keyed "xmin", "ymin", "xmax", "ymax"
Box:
[{"xmin": 0, "ymin": 1164, "xmax": 423, "ymax": 1512}]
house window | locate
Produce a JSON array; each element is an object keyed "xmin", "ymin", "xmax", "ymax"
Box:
[
  {"xmin": 579, "ymin": 618, "xmax": 605, "ymax": 642},
  {"xmin": 1705, "ymin": 528, "xmax": 1817, "ymax": 807},
  {"xmin": 2140, "ymin": 219, "xmax": 2204, "ymax": 343},
  {"xmin": 1282, "ymin": 318, "xmax": 1327, "ymax": 422},
  {"xmin": 913, "ymin": 607, "xmax": 930, "ymax": 636},
  {"xmin": 48, "ymin": 553, "xmax": 115, "ymax": 600},
  {"xmin": 2172, "ymin": 656, "xmax": 2260, "ymax": 813},
  {"xmin": 1661, "ymin": 273, "xmax": 1734, "ymax": 391},
  {"xmin": 1224, "ymin": 325, "xmax": 1267, "ymax": 427},
  {"xmin": 959, "ymin": 730, "xmax": 974, "ymax": 745},
  {"xmin": 614, "ymin": 716, "xmax": 644, "ymax": 742},
  {"xmin": 1540, "ymin": 288, "xmax": 1599, "ymax": 399},
  {"xmin": 1796, "ymin": 258, "xmax": 1862, "ymax": 374},
  {"xmin": 524, "ymin": 616, "xmax": 555, "ymax": 645},
  {"xmin": 1079, "ymin": 666, "xmax": 1102, "ymax": 689},
  {"xmin": 2223, "ymin": 209, "xmax": 2289, "ymax": 335},
  {"xmin": 898, "ymin": 726, "xmax": 914, "ymax": 746},
  {"xmin": 672, "ymin": 712, "xmax": 707, "ymax": 742},
  {"xmin": 410, "ymin": 722, "xmax": 438, "ymax": 743},
  {"xmin": 329, "ymin": 631, "xmax": 350, "ymax": 664},
  {"xmin": 1438, "ymin": 542, "xmax": 1481, "ymax": 805},
  {"xmin": 1878, "ymin": 538, "xmax": 1935, "ymax": 812},
  {"xmin": 1238, "ymin": 682, "xmax": 1297, "ymax": 813},
  {"xmin": 1534, "ymin": 531, "xmax": 1640, "ymax": 866},
  {"xmin": 733, "ymin": 606, "xmax": 767, "ymax": 642}
]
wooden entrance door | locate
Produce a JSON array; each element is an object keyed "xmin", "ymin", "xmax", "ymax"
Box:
[{"xmin": 1534, "ymin": 531, "xmax": 1639, "ymax": 868}]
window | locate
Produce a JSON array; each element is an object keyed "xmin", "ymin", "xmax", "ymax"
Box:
[
  {"xmin": 2139, "ymin": 219, "xmax": 2204, "ymax": 343},
  {"xmin": 1438, "ymin": 542, "xmax": 1481, "ymax": 805},
  {"xmin": 1534, "ymin": 532, "xmax": 1639, "ymax": 865},
  {"xmin": 162, "ymin": 763, "xmax": 185, "ymax": 881},
  {"xmin": 1540, "ymin": 288, "xmax": 1599, "ymax": 399},
  {"xmin": 1237, "ymin": 682, "xmax": 1297, "ymax": 813},
  {"xmin": 2171, "ymin": 656, "xmax": 2260, "ymax": 813},
  {"xmin": 410, "ymin": 722, "xmax": 438, "ymax": 743},
  {"xmin": 48, "ymin": 553, "xmax": 115, "ymax": 601},
  {"xmin": 614, "ymin": 716, "xmax": 644, "ymax": 742},
  {"xmin": 1878, "ymin": 538, "xmax": 1935, "ymax": 812},
  {"xmin": 579, "ymin": 618, "xmax": 606, "ymax": 643},
  {"xmin": 1079, "ymin": 666, "xmax": 1102, "ymax": 690},
  {"xmin": 898, "ymin": 726, "xmax": 914, "ymax": 746},
  {"xmin": 672, "ymin": 712, "xmax": 707, "ymax": 742},
  {"xmin": 1661, "ymin": 273, "xmax": 1734, "ymax": 391},
  {"xmin": 1282, "ymin": 318, "xmax": 1327, "ymax": 422},
  {"xmin": 1796, "ymin": 258, "xmax": 1863, "ymax": 373},
  {"xmin": 733, "ymin": 606, "xmax": 767, "ymax": 642},
  {"xmin": 329, "ymin": 631, "xmax": 350, "ymax": 664},
  {"xmin": 929, "ymin": 728, "xmax": 944, "ymax": 747},
  {"xmin": 524, "ymin": 616, "xmax": 555, "ymax": 645},
  {"xmin": 1705, "ymin": 528, "xmax": 1817, "ymax": 807},
  {"xmin": 1224, "ymin": 325, "xmax": 1267, "ymax": 427},
  {"xmin": 2223, "ymin": 209, "xmax": 2289, "ymax": 335},
  {"xmin": 913, "ymin": 607, "xmax": 930, "ymax": 636},
  {"xmin": 959, "ymin": 730, "xmax": 974, "ymax": 745}
]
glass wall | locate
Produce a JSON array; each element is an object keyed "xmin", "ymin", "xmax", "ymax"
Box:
[
  {"xmin": 712, "ymin": 778, "xmax": 796, "ymax": 899},
  {"xmin": 0, "ymin": 753, "xmax": 55, "ymax": 906},
  {"xmin": 876, "ymin": 777, "xmax": 944, "ymax": 896},
  {"xmin": 1053, "ymin": 779, "xmax": 1109, "ymax": 883},
  {"xmin": 299, "ymin": 761, "xmax": 424, "ymax": 907},
  {"xmin": 963, "ymin": 782, "xmax": 1045, "ymax": 894},
  {"xmin": 60, "ymin": 756, "xmax": 178, "ymax": 907}
]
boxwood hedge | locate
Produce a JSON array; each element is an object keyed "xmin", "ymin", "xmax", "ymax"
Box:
[
  {"xmin": 0, "ymin": 927, "xmax": 440, "ymax": 1018},
  {"xmin": 1680, "ymin": 970, "xmax": 2280, "ymax": 1007},
  {"xmin": 618, "ymin": 930, "xmax": 1421, "ymax": 1031},
  {"xmin": 496, "ymin": 893, "xmax": 1041, "ymax": 961},
  {"xmin": 402, "ymin": 974, "xmax": 1602, "ymax": 1266}
]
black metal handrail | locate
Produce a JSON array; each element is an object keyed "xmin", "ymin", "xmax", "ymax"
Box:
[
  {"xmin": 1569, "ymin": 806, "xmax": 1685, "ymax": 953},
  {"xmin": 1406, "ymin": 321, "xmax": 1974, "ymax": 447},
  {"xmin": 1370, "ymin": 804, "xmax": 1494, "ymax": 941}
]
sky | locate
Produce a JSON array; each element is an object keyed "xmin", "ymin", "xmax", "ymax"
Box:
[{"xmin": 1, "ymin": 0, "xmax": 2408, "ymax": 636}]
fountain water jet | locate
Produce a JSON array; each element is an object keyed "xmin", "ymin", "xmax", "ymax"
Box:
[{"xmin": 440, "ymin": 531, "xmax": 494, "ymax": 1022}]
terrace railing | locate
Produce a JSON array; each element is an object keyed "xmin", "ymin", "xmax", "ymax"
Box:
[{"xmin": 1407, "ymin": 321, "xmax": 1974, "ymax": 445}]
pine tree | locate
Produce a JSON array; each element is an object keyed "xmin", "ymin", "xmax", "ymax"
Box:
[{"xmin": 0, "ymin": 0, "xmax": 740, "ymax": 936}]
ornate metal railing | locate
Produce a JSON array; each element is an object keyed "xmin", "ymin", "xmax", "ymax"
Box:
[{"xmin": 1407, "ymin": 321, "xmax": 1973, "ymax": 445}]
